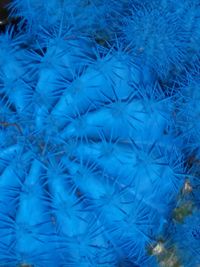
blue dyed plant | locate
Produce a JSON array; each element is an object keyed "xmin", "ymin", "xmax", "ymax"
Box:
[{"xmin": 0, "ymin": 0, "xmax": 200, "ymax": 266}]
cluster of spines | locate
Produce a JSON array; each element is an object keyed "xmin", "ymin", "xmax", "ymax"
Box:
[{"xmin": 0, "ymin": 0, "xmax": 200, "ymax": 266}]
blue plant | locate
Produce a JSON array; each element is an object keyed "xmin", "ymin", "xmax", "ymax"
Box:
[
  {"xmin": 0, "ymin": 0, "xmax": 200, "ymax": 266},
  {"xmin": 121, "ymin": 3, "xmax": 188, "ymax": 79},
  {"xmin": 173, "ymin": 210, "xmax": 200, "ymax": 267},
  {"xmin": 175, "ymin": 73, "xmax": 200, "ymax": 154}
]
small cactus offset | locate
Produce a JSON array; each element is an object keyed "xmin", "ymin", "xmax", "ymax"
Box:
[{"xmin": 0, "ymin": 0, "xmax": 200, "ymax": 266}]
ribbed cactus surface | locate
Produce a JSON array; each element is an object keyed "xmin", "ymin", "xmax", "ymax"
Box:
[{"xmin": 0, "ymin": 0, "xmax": 200, "ymax": 266}]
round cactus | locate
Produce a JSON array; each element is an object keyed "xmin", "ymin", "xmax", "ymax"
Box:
[{"xmin": 0, "ymin": 0, "xmax": 200, "ymax": 266}]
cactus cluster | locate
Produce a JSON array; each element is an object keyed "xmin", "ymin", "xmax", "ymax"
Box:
[{"xmin": 0, "ymin": 0, "xmax": 200, "ymax": 266}]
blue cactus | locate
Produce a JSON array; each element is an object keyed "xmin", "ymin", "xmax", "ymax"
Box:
[
  {"xmin": 0, "ymin": 0, "xmax": 200, "ymax": 266},
  {"xmin": 173, "ymin": 210, "xmax": 200, "ymax": 267}
]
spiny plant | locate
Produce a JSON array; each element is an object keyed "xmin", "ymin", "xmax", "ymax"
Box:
[
  {"xmin": 170, "ymin": 208, "xmax": 200, "ymax": 267},
  {"xmin": 0, "ymin": 0, "xmax": 200, "ymax": 266},
  {"xmin": 174, "ymin": 71, "xmax": 200, "ymax": 155},
  {"xmin": 120, "ymin": 0, "xmax": 200, "ymax": 80}
]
